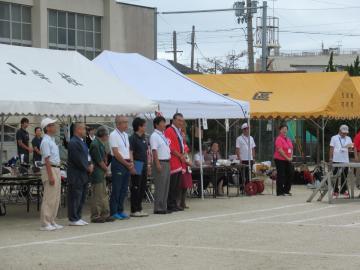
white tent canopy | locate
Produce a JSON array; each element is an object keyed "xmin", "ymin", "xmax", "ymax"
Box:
[
  {"xmin": 93, "ymin": 51, "xmax": 250, "ymax": 120},
  {"xmin": 0, "ymin": 44, "xmax": 157, "ymax": 117}
]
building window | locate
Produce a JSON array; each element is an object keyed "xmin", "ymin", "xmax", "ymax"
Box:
[
  {"xmin": 0, "ymin": 2, "xmax": 32, "ymax": 46},
  {"xmin": 48, "ymin": 10, "xmax": 101, "ymax": 59},
  {"xmin": 4, "ymin": 124, "xmax": 16, "ymax": 142}
]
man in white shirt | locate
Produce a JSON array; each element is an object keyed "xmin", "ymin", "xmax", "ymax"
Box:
[
  {"xmin": 109, "ymin": 116, "xmax": 135, "ymax": 220},
  {"xmin": 236, "ymin": 123, "xmax": 256, "ymax": 187},
  {"xmin": 150, "ymin": 116, "xmax": 171, "ymax": 214},
  {"xmin": 329, "ymin": 124, "xmax": 353, "ymax": 198},
  {"xmin": 39, "ymin": 118, "xmax": 63, "ymax": 231}
]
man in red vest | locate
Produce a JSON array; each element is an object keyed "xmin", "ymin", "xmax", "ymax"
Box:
[{"xmin": 165, "ymin": 113, "xmax": 185, "ymax": 212}]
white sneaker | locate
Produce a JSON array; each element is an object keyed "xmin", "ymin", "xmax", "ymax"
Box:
[
  {"xmin": 40, "ymin": 225, "xmax": 56, "ymax": 231},
  {"xmin": 79, "ymin": 219, "xmax": 89, "ymax": 225},
  {"xmin": 69, "ymin": 220, "xmax": 85, "ymax": 226},
  {"xmin": 51, "ymin": 223, "xmax": 64, "ymax": 230},
  {"xmin": 139, "ymin": 211, "xmax": 149, "ymax": 217},
  {"xmin": 130, "ymin": 212, "xmax": 142, "ymax": 217},
  {"xmin": 131, "ymin": 211, "xmax": 149, "ymax": 217}
]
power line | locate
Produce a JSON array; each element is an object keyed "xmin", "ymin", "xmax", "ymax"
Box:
[
  {"xmin": 270, "ymin": 6, "xmax": 360, "ymax": 11},
  {"xmin": 308, "ymin": 0, "xmax": 355, "ymax": 7},
  {"xmin": 279, "ymin": 30, "xmax": 360, "ymax": 37},
  {"xmin": 159, "ymin": 27, "xmax": 360, "ymax": 39}
]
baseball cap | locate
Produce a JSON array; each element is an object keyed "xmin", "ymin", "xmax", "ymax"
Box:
[
  {"xmin": 241, "ymin": 123, "xmax": 249, "ymax": 130},
  {"xmin": 339, "ymin": 124, "xmax": 349, "ymax": 133},
  {"xmin": 41, "ymin": 118, "xmax": 57, "ymax": 129}
]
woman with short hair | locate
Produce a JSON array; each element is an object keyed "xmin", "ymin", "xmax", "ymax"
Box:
[{"xmin": 274, "ymin": 124, "xmax": 294, "ymax": 196}]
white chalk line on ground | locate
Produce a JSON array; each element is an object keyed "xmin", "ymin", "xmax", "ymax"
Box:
[
  {"xmin": 191, "ymin": 203, "xmax": 308, "ymax": 221},
  {"xmin": 238, "ymin": 221, "xmax": 360, "ymax": 228},
  {"xmin": 48, "ymin": 241, "xmax": 360, "ymax": 259},
  {"xmin": 343, "ymin": 222, "xmax": 360, "ymax": 227},
  {"xmin": 236, "ymin": 206, "xmax": 336, "ymax": 223},
  {"xmin": 0, "ymin": 203, "xmax": 307, "ymax": 250},
  {"xmin": 288, "ymin": 210, "xmax": 360, "ymax": 224}
]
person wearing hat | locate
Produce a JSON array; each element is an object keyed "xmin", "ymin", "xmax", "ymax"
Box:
[
  {"xmin": 329, "ymin": 124, "xmax": 353, "ymax": 198},
  {"xmin": 236, "ymin": 123, "xmax": 256, "ymax": 189},
  {"xmin": 39, "ymin": 118, "xmax": 63, "ymax": 231}
]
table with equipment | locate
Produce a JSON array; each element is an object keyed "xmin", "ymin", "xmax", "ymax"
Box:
[
  {"xmin": 0, "ymin": 175, "xmax": 42, "ymax": 214},
  {"xmin": 192, "ymin": 163, "xmax": 248, "ymax": 198},
  {"xmin": 307, "ymin": 162, "xmax": 358, "ymax": 204}
]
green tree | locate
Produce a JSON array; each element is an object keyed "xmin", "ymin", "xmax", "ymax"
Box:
[
  {"xmin": 345, "ymin": 56, "xmax": 360, "ymax": 76},
  {"xmin": 326, "ymin": 52, "xmax": 337, "ymax": 72}
]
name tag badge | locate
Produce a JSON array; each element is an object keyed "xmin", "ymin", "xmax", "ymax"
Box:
[{"xmin": 288, "ymin": 149, "xmax": 292, "ymax": 154}]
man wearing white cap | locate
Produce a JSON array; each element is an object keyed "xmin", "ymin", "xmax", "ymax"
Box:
[
  {"xmin": 329, "ymin": 124, "xmax": 353, "ymax": 198},
  {"xmin": 39, "ymin": 118, "xmax": 63, "ymax": 231},
  {"xmin": 236, "ymin": 123, "xmax": 256, "ymax": 188}
]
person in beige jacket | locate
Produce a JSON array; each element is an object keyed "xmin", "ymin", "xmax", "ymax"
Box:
[{"xmin": 39, "ymin": 118, "xmax": 63, "ymax": 231}]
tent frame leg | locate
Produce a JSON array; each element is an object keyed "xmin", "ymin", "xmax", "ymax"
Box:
[
  {"xmin": 0, "ymin": 114, "xmax": 9, "ymax": 176},
  {"xmin": 198, "ymin": 119, "xmax": 204, "ymax": 200}
]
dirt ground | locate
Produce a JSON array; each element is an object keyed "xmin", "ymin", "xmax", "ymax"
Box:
[{"xmin": 1, "ymin": 186, "xmax": 360, "ymax": 270}]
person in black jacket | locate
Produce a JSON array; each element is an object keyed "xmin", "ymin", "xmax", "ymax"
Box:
[{"xmin": 67, "ymin": 122, "xmax": 93, "ymax": 226}]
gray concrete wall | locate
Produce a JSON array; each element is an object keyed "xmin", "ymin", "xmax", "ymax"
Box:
[{"xmin": 103, "ymin": 1, "xmax": 156, "ymax": 59}]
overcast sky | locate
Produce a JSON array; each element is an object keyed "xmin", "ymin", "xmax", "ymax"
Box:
[{"xmin": 121, "ymin": 0, "xmax": 360, "ymax": 68}]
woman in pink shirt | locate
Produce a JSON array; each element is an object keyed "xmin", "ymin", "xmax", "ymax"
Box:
[{"xmin": 274, "ymin": 124, "xmax": 294, "ymax": 196}]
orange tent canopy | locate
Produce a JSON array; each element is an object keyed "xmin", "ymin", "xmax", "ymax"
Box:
[{"xmin": 189, "ymin": 72, "xmax": 360, "ymax": 119}]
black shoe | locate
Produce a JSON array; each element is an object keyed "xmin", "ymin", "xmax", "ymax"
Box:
[
  {"xmin": 277, "ymin": 193, "xmax": 285, "ymax": 196},
  {"xmin": 91, "ymin": 217, "xmax": 106, "ymax": 223},
  {"xmin": 168, "ymin": 207, "xmax": 179, "ymax": 212},
  {"xmin": 105, "ymin": 216, "xmax": 116, "ymax": 222},
  {"xmin": 176, "ymin": 206, "xmax": 184, "ymax": 211},
  {"xmin": 154, "ymin": 210, "xmax": 167, "ymax": 215}
]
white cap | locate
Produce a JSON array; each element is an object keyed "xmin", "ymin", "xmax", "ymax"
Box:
[
  {"xmin": 339, "ymin": 124, "xmax": 349, "ymax": 133},
  {"xmin": 41, "ymin": 118, "xmax": 57, "ymax": 129},
  {"xmin": 241, "ymin": 123, "xmax": 249, "ymax": 130}
]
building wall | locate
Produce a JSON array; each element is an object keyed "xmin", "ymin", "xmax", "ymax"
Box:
[
  {"xmin": 103, "ymin": 1, "xmax": 156, "ymax": 59},
  {"xmin": 2, "ymin": 0, "xmax": 156, "ymax": 58}
]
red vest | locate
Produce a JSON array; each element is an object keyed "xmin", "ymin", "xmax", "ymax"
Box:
[{"xmin": 165, "ymin": 126, "xmax": 183, "ymax": 174}]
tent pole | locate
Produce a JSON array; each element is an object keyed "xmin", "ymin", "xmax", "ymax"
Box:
[
  {"xmin": 198, "ymin": 118, "xmax": 204, "ymax": 200},
  {"xmin": 259, "ymin": 119, "xmax": 262, "ymax": 161},
  {"xmin": 0, "ymin": 114, "xmax": 4, "ymax": 175},
  {"xmin": 191, "ymin": 120, "xmax": 195, "ymax": 156},
  {"xmin": 225, "ymin": 119, "xmax": 228, "ymax": 159},
  {"xmin": 248, "ymin": 118, "xmax": 252, "ymax": 182},
  {"xmin": 322, "ymin": 117, "xmax": 325, "ymax": 164}
]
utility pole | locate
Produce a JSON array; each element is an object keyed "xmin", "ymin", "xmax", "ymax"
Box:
[
  {"xmin": 165, "ymin": 30, "xmax": 183, "ymax": 63},
  {"xmin": 261, "ymin": 1, "xmax": 268, "ymax": 72},
  {"xmin": 246, "ymin": 0, "xmax": 254, "ymax": 72},
  {"xmin": 190, "ymin": 25, "xmax": 196, "ymax": 70},
  {"xmin": 173, "ymin": 31, "xmax": 178, "ymax": 63}
]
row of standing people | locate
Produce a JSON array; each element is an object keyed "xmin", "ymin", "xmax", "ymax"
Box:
[{"xmin": 38, "ymin": 113, "xmax": 191, "ymax": 231}]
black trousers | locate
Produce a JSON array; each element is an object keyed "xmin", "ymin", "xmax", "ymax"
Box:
[
  {"xmin": 275, "ymin": 159, "xmax": 293, "ymax": 195},
  {"xmin": 333, "ymin": 165, "xmax": 348, "ymax": 194},
  {"xmin": 241, "ymin": 160, "xmax": 254, "ymax": 186},
  {"xmin": 130, "ymin": 167, "xmax": 147, "ymax": 213},
  {"xmin": 68, "ymin": 182, "xmax": 88, "ymax": 222},
  {"xmin": 167, "ymin": 172, "xmax": 181, "ymax": 210}
]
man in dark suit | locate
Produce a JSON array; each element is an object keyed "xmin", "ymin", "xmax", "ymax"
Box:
[{"xmin": 67, "ymin": 122, "xmax": 93, "ymax": 226}]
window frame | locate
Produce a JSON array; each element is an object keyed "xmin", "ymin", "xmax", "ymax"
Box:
[
  {"xmin": 47, "ymin": 9, "xmax": 101, "ymax": 59},
  {"xmin": 0, "ymin": 2, "xmax": 32, "ymax": 46}
]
